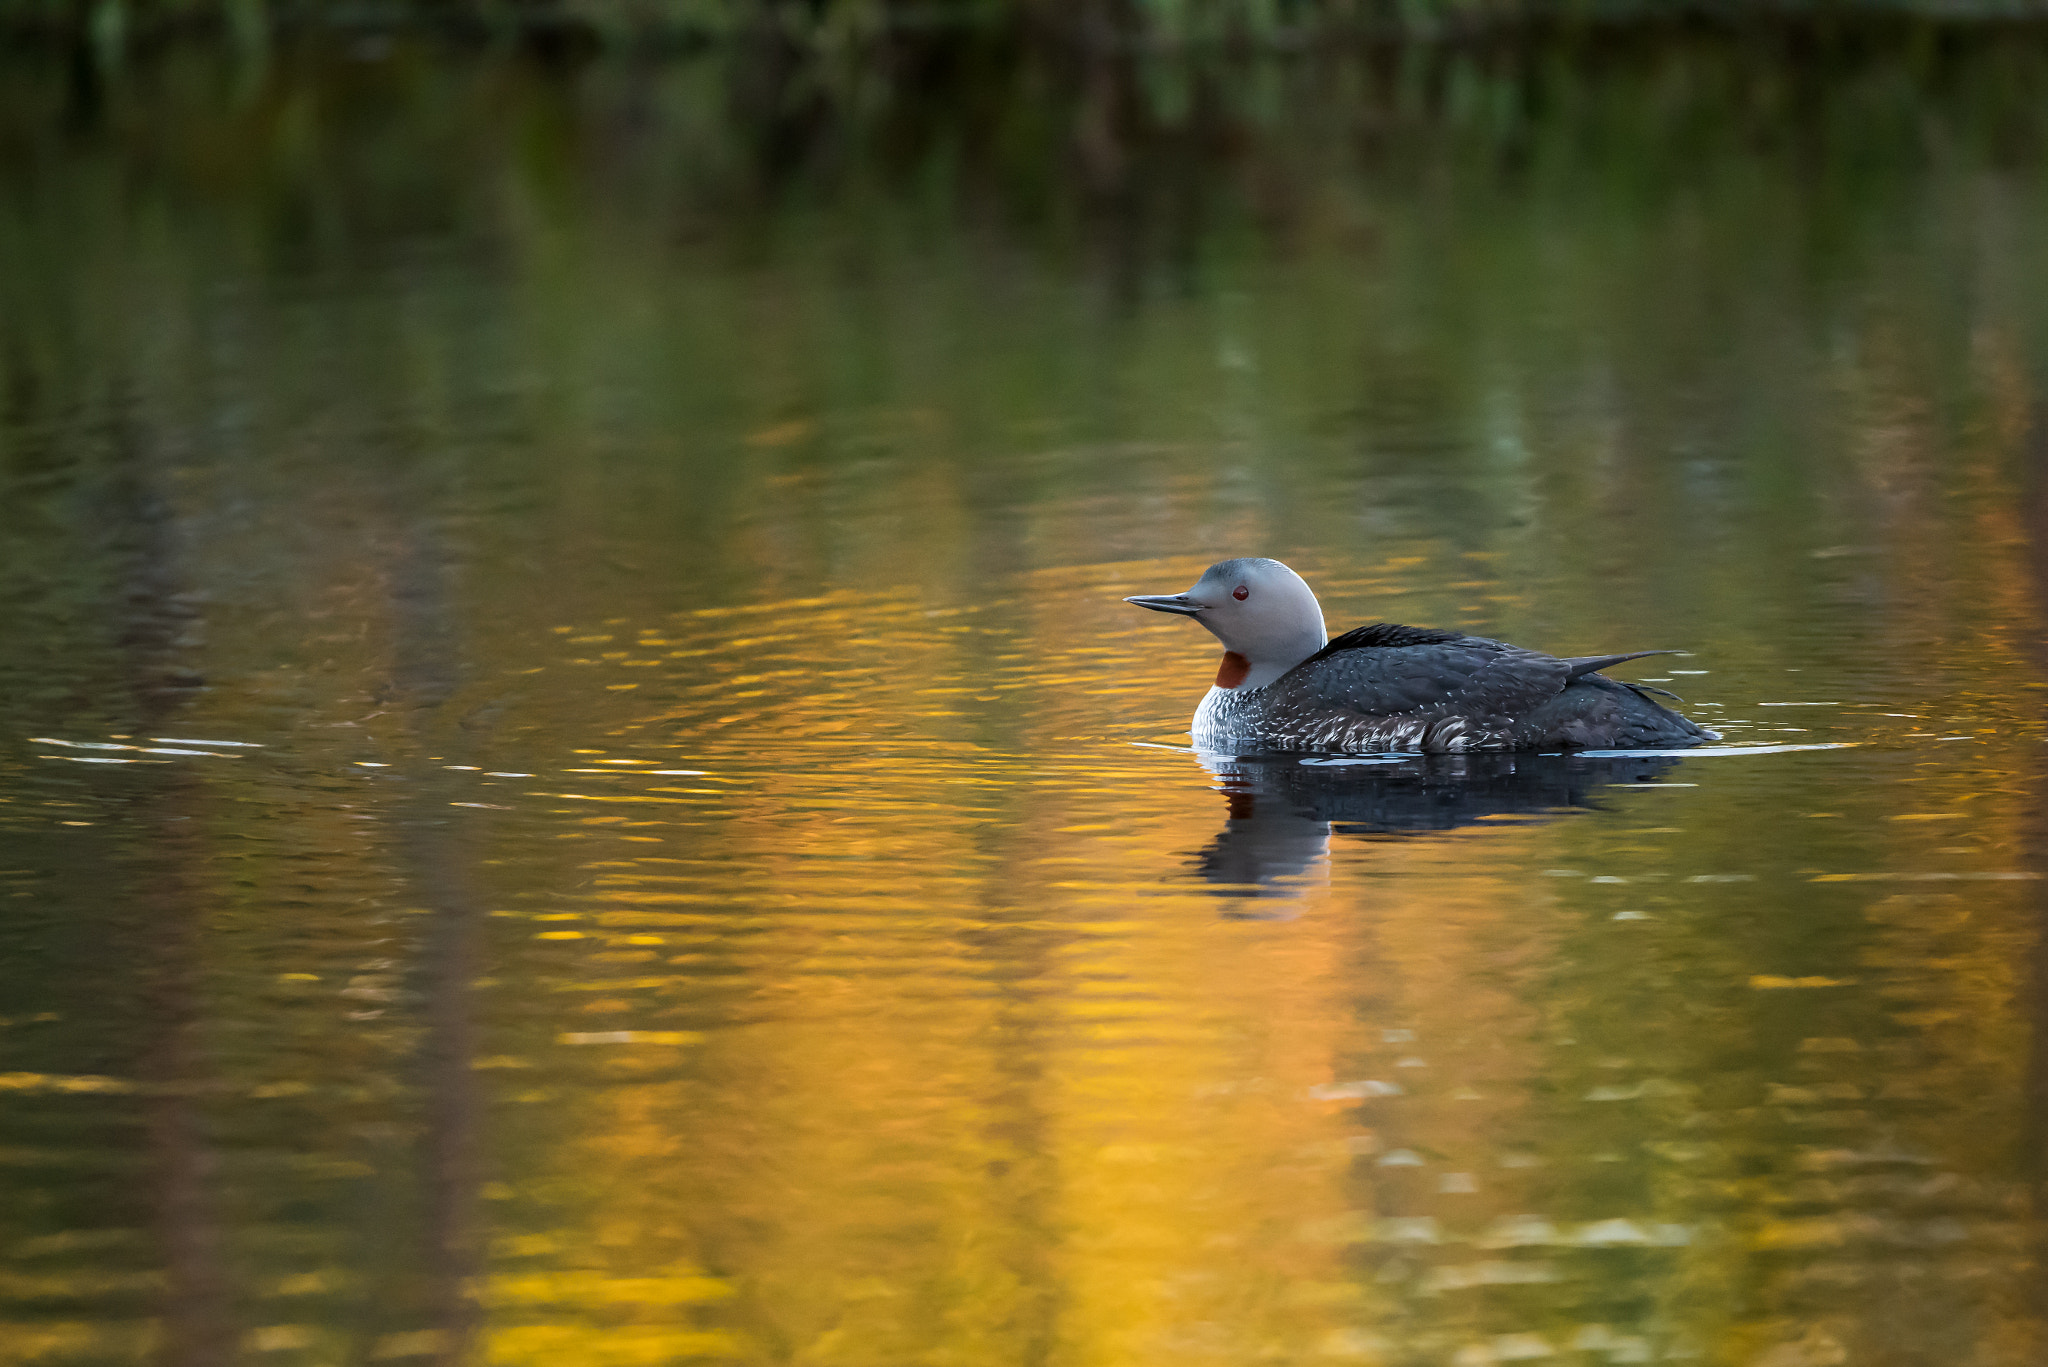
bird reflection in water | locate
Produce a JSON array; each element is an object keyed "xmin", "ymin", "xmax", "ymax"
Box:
[{"xmin": 1190, "ymin": 750, "xmax": 1685, "ymax": 914}]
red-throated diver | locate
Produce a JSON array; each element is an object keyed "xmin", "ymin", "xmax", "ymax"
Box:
[{"xmin": 1125, "ymin": 558, "xmax": 1713, "ymax": 753}]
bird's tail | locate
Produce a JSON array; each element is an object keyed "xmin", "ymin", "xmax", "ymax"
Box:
[{"xmin": 1560, "ymin": 649, "xmax": 1678, "ymax": 681}]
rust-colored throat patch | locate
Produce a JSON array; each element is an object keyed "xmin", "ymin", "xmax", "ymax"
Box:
[{"xmin": 1215, "ymin": 651, "xmax": 1251, "ymax": 689}]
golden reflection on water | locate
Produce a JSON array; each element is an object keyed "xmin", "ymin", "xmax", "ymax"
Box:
[
  {"xmin": 177, "ymin": 565, "xmax": 2021, "ymax": 1367},
  {"xmin": 9, "ymin": 84, "xmax": 2048, "ymax": 1361},
  {"xmin": 6, "ymin": 528, "xmax": 2048, "ymax": 1365}
]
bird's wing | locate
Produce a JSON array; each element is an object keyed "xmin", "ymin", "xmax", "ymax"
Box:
[{"xmin": 1279, "ymin": 625, "xmax": 1571, "ymax": 722}]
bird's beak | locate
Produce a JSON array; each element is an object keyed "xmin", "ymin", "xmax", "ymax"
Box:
[{"xmin": 1125, "ymin": 593, "xmax": 1204, "ymax": 617}]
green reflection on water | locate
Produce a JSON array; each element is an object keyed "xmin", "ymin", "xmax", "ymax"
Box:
[{"xmin": 3, "ymin": 34, "xmax": 2048, "ymax": 1367}]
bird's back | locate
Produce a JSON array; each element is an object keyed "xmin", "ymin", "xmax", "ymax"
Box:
[{"xmin": 1194, "ymin": 624, "xmax": 1711, "ymax": 753}]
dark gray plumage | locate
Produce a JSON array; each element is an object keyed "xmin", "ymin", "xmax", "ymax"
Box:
[{"xmin": 1232, "ymin": 625, "xmax": 1709, "ymax": 752}]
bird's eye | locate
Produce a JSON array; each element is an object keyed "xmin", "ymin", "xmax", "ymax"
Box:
[{"xmin": 1233, "ymin": 585, "xmax": 1249, "ymax": 601}]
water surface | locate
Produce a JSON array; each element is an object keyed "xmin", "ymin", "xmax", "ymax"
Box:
[{"xmin": 5, "ymin": 41, "xmax": 2048, "ymax": 1367}]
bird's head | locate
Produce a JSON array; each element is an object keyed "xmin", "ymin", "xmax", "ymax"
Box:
[{"xmin": 1125, "ymin": 558, "xmax": 1328, "ymax": 690}]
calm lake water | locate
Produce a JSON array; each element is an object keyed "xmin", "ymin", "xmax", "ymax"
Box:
[{"xmin": 6, "ymin": 38, "xmax": 2048, "ymax": 1367}]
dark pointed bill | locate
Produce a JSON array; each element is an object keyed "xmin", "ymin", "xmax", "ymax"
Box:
[{"xmin": 1125, "ymin": 594, "xmax": 1204, "ymax": 616}]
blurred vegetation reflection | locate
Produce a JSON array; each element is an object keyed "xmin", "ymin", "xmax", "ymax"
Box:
[{"xmin": 5, "ymin": 22, "xmax": 2048, "ymax": 1367}]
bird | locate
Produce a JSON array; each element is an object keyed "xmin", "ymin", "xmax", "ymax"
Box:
[{"xmin": 1124, "ymin": 557, "xmax": 1714, "ymax": 753}]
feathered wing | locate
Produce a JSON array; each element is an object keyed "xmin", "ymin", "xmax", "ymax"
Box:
[
  {"xmin": 1276, "ymin": 627, "xmax": 1571, "ymax": 738},
  {"xmin": 1232, "ymin": 621, "xmax": 1710, "ymax": 753}
]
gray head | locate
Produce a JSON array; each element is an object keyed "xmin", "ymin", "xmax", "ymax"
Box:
[{"xmin": 1125, "ymin": 557, "xmax": 1328, "ymax": 690}]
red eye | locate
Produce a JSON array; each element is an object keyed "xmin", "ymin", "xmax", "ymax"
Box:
[{"xmin": 1233, "ymin": 585, "xmax": 1249, "ymax": 601}]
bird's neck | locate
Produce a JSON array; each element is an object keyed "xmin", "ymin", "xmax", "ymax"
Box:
[
  {"xmin": 1205, "ymin": 611, "xmax": 1324, "ymax": 692},
  {"xmin": 1216, "ymin": 648, "xmax": 1311, "ymax": 692}
]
